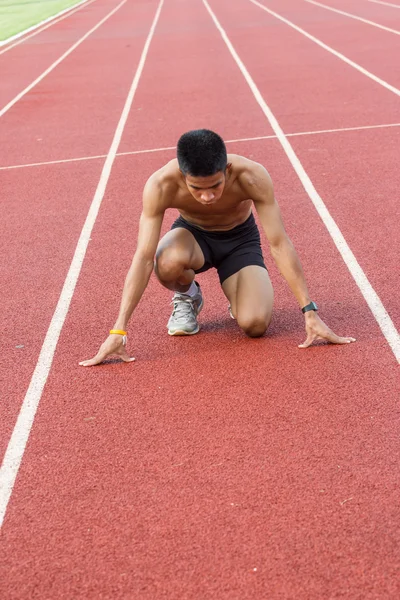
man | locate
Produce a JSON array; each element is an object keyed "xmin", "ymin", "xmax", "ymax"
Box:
[{"xmin": 80, "ymin": 129, "xmax": 355, "ymax": 367}]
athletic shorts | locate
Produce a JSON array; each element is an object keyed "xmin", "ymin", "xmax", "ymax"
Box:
[{"xmin": 171, "ymin": 212, "xmax": 267, "ymax": 284}]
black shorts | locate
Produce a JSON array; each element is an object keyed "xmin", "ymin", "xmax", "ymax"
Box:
[{"xmin": 171, "ymin": 212, "xmax": 267, "ymax": 284}]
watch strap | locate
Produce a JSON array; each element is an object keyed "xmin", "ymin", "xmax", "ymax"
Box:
[{"xmin": 301, "ymin": 301, "xmax": 318, "ymax": 314}]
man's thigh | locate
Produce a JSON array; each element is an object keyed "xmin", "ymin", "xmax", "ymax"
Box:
[
  {"xmin": 156, "ymin": 227, "xmax": 206, "ymax": 272},
  {"xmin": 222, "ymin": 265, "xmax": 274, "ymax": 323}
]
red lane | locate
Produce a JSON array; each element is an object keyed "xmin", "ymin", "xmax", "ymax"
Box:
[
  {"xmin": 249, "ymin": 0, "xmax": 400, "ymax": 89},
  {"xmin": 309, "ymin": 0, "xmax": 400, "ymax": 30},
  {"xmin": 207, "ymin": 0, "xmax": 400, "ymax": 135},
  {"xmin": 0, "ymin": 0, "xmax": 118, "ymax": 109},
  {"xmin": 0, "ymin": 161, "xmax": 103, "ymax": 463},
  {"xmin": 208, "ymin": 0, "xmax": 400, "ymax": 329},
  {"xmin": 1, "ymin": 143, "xmax": 399, "ymax": 599},
  {"xmin": 290, "ymin": 126, "xmax": 400, "ymax": 331},
  {"xmin": 1, "ymin": 0, "xmax": 399, "ymax": 596},
  {"xmin": 0, "ymin": 0, "xmax": 159, "ymax": 167},
  {"xmin": 0, "ymin": 1, "xmax": 160, "ymax": 461},
  {"xmin": 119, "ymin": 0, "xmax": 274, "ymax": 153}
]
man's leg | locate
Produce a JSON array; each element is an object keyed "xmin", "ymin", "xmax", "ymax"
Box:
[
  {"xmin": 155, "ymin": 228, "xmax": 206, "ymax": 335},
  {"xmin": 155, "ymin": 228, "xmax": 205, "ymax": 292},
  {"xmin": 222, "ymin": 266, "xmax": 274, "ymax": 337}
]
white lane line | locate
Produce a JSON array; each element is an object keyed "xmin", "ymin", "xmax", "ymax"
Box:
[
  {"xmin": 286, "ymin": 122, "xmax": 400, "ymax": 137},
  {"xmin": 2, "ymin": 121, "xmax": 400, "ymax": 171},
  {"xmin": 366, "ymin": 0, "xmax": 400, "ymax": 8},
  {"xmin": 305, "ymin": 0, "xmax": 400, "ymax": 35},
  {"xmin": 0, "ymin": 154, "xmax": 108, "ymax": 170},
  {"xmin": 0, "ymin": 0, "xmax": 165, "ymax": 530},
  {"xmin": 247, "ymin": 0, "xmax": 400, "ymax": 98},
  {"xmin": 0, "ymin": 0, "xmax": 127, "ymax": 118},
  {"xmin": 203, "ymin": 0, "xmax": 400, "ymax": 362},
  {"xmin": 0, "ymin": 0, "xmax": 99, "ymax": 56}
]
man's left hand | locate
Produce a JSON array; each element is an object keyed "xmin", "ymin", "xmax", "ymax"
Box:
[{"xmin": 299, "ymin": 312, "xmax": 356, "ymax": 349}]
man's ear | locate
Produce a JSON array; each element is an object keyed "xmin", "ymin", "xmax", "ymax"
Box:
[{"xmin": 226, "ymin": 163, "xmax": 232, "ymax": 172}]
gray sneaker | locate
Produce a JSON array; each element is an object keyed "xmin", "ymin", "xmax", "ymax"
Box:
[{"xmin": 167, "ymin": 282, "xmax": 204, "ymax": 336}]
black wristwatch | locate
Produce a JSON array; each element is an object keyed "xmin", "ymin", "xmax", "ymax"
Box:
[{"xmin": 301, "ymin": 301, "xmax": 318, "ymax": 314}]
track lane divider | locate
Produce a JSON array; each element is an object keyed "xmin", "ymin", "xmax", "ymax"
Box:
[
  {"xmin": 0, "ymin": 0, "xmax": 99, "ymax": 54},
  {"xmin": 0, "ymin": 0, "xmax": 165, "ymax": 530},
  {"xmin": 203, "ymin": 0, "xmax": 400, "ymax": 363},
  {"xmin": 366, "ymin": 0, "xmax": 400, "ymax": 8},
  {"xmin": 246, "ymin": 0, "xmax": 400, "ymax": 98},
  {"xmin": 2, "ymin": 122, "xmax": 400, "ymax": 171},
  {"xmin": 304, "ymin": 0, "xmax": 400, "ymax": 36},
  {"xmin": 0, "ymin": 0, "xmax": 127, "ymax": 117}
]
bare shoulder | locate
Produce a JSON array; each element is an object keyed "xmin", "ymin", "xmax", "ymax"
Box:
[
  {"xmin": 142, "ymin": 159, "xmax": 181, "ymax": 214},
  {"xmin": 228, "ymin": 154, "xmax": 272, "ymax": 187},
  {"xmin": 228, "ymin": 154, "xmax": 274, "ymax": 203}
]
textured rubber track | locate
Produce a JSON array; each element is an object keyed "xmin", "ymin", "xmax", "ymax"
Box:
[
  {"xmin": 208, "ymin": 0, "xmax": 400, "ymax": 330},
  {"xmin": 246, "ymin": 0, "xmax": 400, "ymax": 89},
  {"xmin": 0, "ymin": 0, "xmax": 157, "ymax": 166},
  {"xmin": 0, "ymin": 0, "xmax": 120, "ymax": 109},
  {"xmin": 0, "ymin": 0, "xmax": 160, "ymax": 463},
  {"xmin": 1, "ymin": 0, "xmax": 399, "ymax": 598}
]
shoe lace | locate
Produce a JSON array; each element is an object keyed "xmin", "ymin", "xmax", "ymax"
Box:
[{"xmin": 171, "ymin": 295, "xmax": 195, "ymax": 319}]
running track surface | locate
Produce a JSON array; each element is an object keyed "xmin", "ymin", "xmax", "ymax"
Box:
[{"xmin": 1, "ymin": 0, "xmax": 399, "ymax": 597}]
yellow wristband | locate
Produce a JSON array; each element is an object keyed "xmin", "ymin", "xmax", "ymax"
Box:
[{"xmin": 110, "ymin": 329, "xmax": 127, "ymax": 336}]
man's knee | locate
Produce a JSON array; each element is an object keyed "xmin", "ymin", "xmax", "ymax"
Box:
[
  {"xmin": 237, "ymin": 312, "xmax": 271, "ymax": 338},
  {"xmin": 155, "ymin": 245, "xmax": 187, "ymax": 282}
]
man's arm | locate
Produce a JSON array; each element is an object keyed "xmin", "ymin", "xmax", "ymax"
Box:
[
  {"xmin": 249, "ymin": 166, "xmax": 311, "ymax": 308},
  {"xmin": 246, "ymin": 164, "xmax": 355, "ymax": 348},
  {"xmin": 79, "ymin": 177, "xmax": 165, "ymax": 366},
  {"xmin": 112, "ymin": 209, "xmax": 164, "ymax": 332}
]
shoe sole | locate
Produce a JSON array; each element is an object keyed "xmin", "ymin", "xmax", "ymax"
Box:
[
  {"xmin": 168, "ymin": 324, "xmax": 200, "ymax": 336},
  {"xmin": 168, "ymin": 296, "xmax": 204, "ymax": 336}
]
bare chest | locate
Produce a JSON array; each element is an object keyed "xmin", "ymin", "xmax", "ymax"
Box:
[{"xmin": 170, "ymin": 186, "xmax": 252, "ymax": 230}]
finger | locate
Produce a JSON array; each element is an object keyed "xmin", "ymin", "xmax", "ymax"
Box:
[
  {"xmin": 298, "ymin": 334, "xmax": 316, "ymax": 349},
  {"xmin": 79, "ymin": 357, "xmax": 103, "ymax": 367},
  {"xmin": 325, "ymin": 332, "xmax": 357, "ymax": 345},
  {"xmin": 79, "ymin": 348, "xmax": 111, "ymax": 367}
]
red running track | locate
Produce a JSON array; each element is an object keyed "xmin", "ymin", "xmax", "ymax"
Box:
[
  {"xmin": 316, "ymin": 0, "xmax": 400, "ymax": 30},
  {"xmin": 246, "ymin": 0, "xmax": 400, "ymax": 90},
  {"xmin": 0, "ymin": 0, "xmax": 118, "ymax": 109},
  {"xmin": 1, "ymin": 0, "xmax": 399, "ymax": 598},
  {"xmin": 0, "ymin": 0, "xmax": 160, "ymax": 464},
  {"xmin": 208, "ymin": 0, "xmax": 400, "ymax": 327}
]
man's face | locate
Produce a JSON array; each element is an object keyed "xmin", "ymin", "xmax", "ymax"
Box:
[{"xmin": 184, "ymin": 170, "xmax": 226, "ymax": 205}]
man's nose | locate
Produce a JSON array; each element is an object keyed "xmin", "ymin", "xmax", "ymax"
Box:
[{"xmin": 201, "ymin": 191, "xmax": 214, "ymax": 201}]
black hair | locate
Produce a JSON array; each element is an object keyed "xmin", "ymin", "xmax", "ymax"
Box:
[{"xmin": 177, "ymin": 129, "xmax": 227, "ymax": 177}]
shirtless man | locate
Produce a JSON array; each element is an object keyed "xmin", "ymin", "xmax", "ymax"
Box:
[{"xmin": 80, "ymin": 129, "xmax": 355, "ymax": 366}]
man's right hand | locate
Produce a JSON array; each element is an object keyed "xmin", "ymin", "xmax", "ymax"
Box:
[{"xmin": 79, "ymin": 334, "xmax": 136, "ymax": 367}]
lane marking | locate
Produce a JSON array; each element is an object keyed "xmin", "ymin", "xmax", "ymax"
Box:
[
  {"xmin": 203, "ymin": 0, "xmax": 400, "ymax": 362},
  {"xmin": 284, "ymin": 122, "xmax": 400, "ymax": 136},
  {"xmin": 0, "ymin": 154, "xmax": 109, "ymax": 170},
  {"xmin": 0, "ymin": 0, "xmax": 99, "ymax": 56},
  {"xmin": 0, "ymin": 0, "xmax": 128, "ymax": 118},
  {"xmin": 366, "ymin": 0, "xmax": 400, "ymax": 7},
  {"xmin": 247, "ymin": 0, "xmax": 400, "ymax": 97},
  {"xmin": 0, "ymin": 0, "xmax": 165, "ymax": 530},
  {"xmin": 1, "ymin": 121, "xmax": 400, "ymax": 171},
  {"xmin": 305, "ymin": 0, "xmax": 400, "ymax": 35}
]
